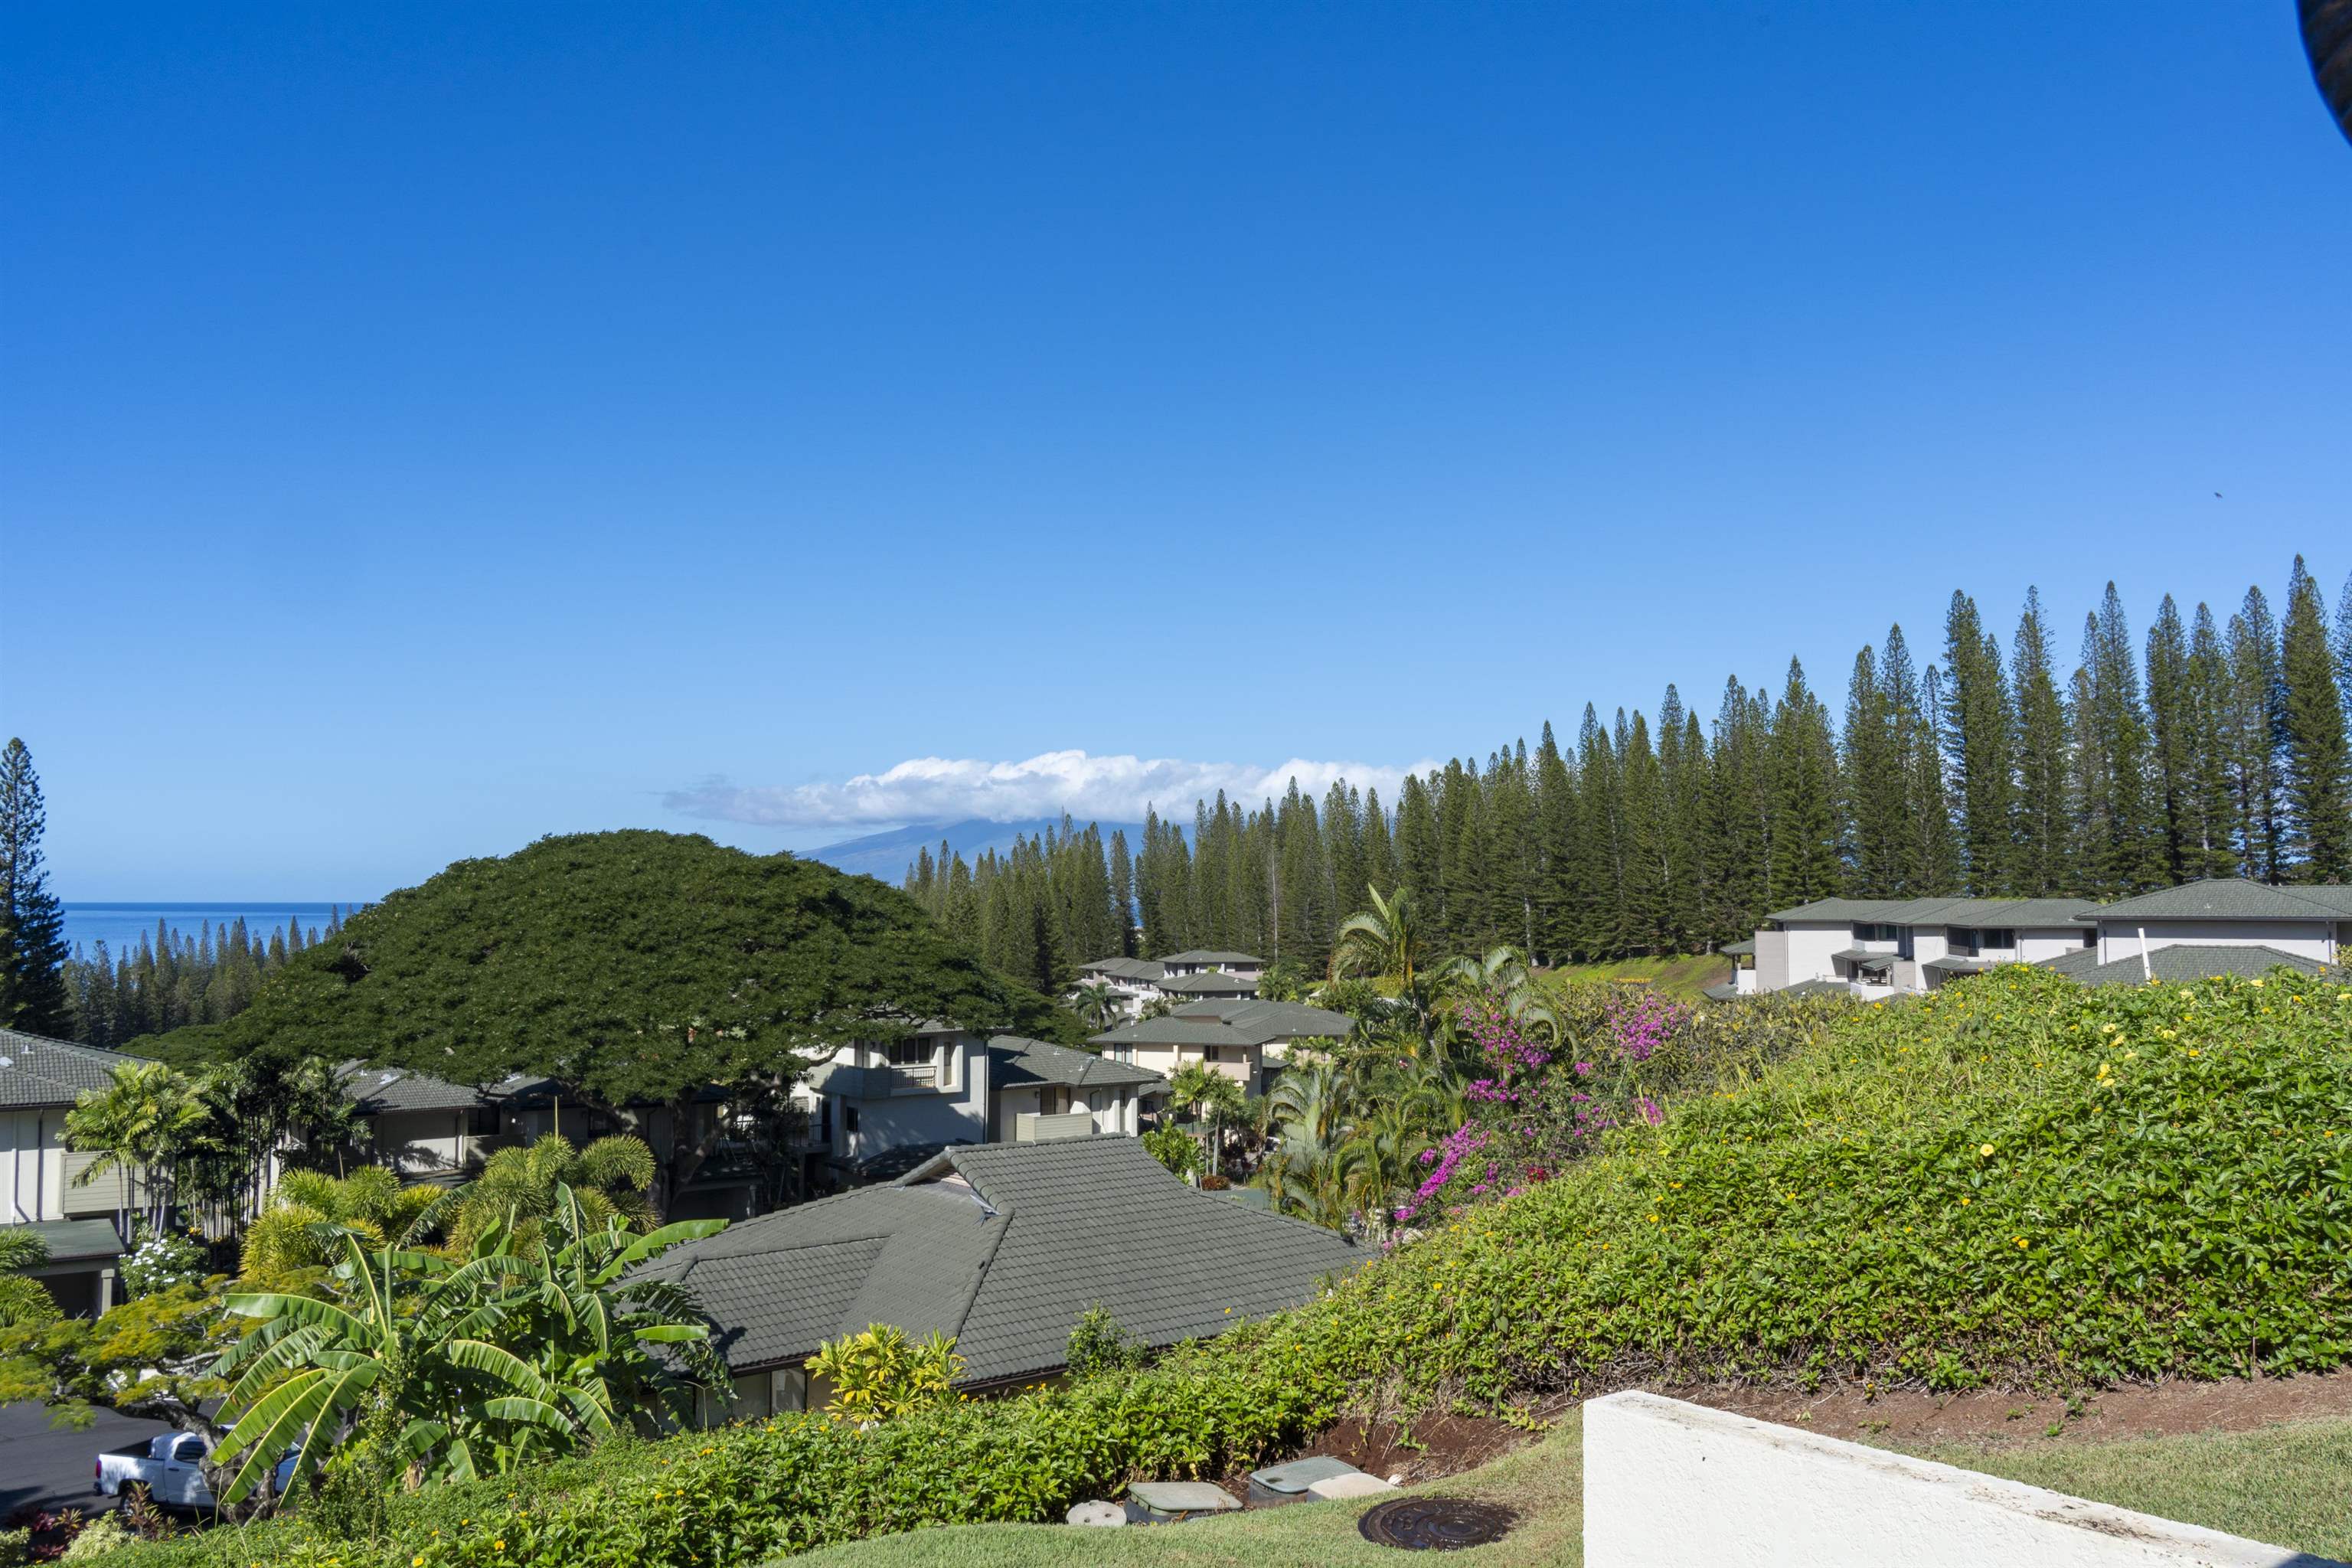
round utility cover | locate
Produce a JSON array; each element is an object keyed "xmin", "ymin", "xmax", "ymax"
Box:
[{"xmin": 1357, "ymin": 1498, "xmax": 1520, "ymax": 1550}]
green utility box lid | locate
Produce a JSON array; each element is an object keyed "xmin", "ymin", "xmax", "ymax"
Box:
[
  {"xmin": 1248, "ymin": 1455, "xmax": 1363, "ymax": 1499},
  {"xmin": 1125, "ymin": 1481, "xmax": 1240, "ymax": 1522}
]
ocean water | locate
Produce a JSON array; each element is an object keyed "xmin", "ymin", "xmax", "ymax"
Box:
[{"xmin": 60, "ymin": 902, "xmax": 371, "ymax": 959}]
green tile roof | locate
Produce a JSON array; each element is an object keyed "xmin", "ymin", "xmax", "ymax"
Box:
[
  {"xmin": 1700, "ymin": 982, "xmax": 1741, "ymax": 1001},
  {"xmin": 1780, "ymin": 978, "xmax": 1856, "ymax": 998},
  {"xmin": 987, "ymin": 1036, "xmax": 1164, "ymax": 1092},
  {"xmin": 5, "ymin": 1218, "xmax": 126, "ymax": 1263},
  {"xmin": 1158, "ymin": 950, "xmax": 1266, "ymax": 967},
  {"xmin": 2056, "ymin": 944, "xmax": 2328, "ymax": 987},
  {"xmin": 642, "ymin": 1138, "xmax": 1360, "ymax": 1387},
  {"xmin": 2085, "ymin": 879, "xmax": 2351, "ymax": 923},
  {"xmin": 0, "ymin": 1029, "xmax": 152, "ymax": 1109},
  {"xmin": 2033, "ymin": 946, "xmax": 2108, "ymax": 979},
  {"xmin": 1717, "ymin": 939, "xmax": 1755, "ymax": 956}
]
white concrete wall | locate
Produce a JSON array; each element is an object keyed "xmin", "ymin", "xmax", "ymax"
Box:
[
  {"xmin": 1583, "ymin": 1391, "xmax": 2335, "ymax": 1568},
  {"xmin": 1753, "ymin": 930, "xmax": 1792, "ymax": 991},
  {"xmin": 2098, "ymin": 919, "xmax": 2336, "ymax": 966}
]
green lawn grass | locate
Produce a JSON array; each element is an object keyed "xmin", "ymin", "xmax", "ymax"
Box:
[
  {"xmin": 1540, "ymin": 954, "xmax": 1730, "ymax": 999},
  {"xmin": 1926, "ymin": 1419, "xmax": 2352, "ymax": 1560},
  {"xmin": 786, "ymin": 1423, "xmax": 1586, "ymax": 1568},
  {"xmin": 782, "ymin": 1415, "xmax": 2352, "ymax": 1567}
]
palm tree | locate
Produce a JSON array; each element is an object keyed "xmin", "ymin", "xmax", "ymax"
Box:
[
  {"xmin": 0, "ymin": 1228, "xmax": 59, "ymax": 1327},
  {"xmin": 1068, "ymin": 979, "xmax": 1124, "ymax": 1032},
  {"xmin": 239, "ymin": 1166, "xmax": 441, "ymax": 1282},
  {"xmin": 1167, "ymin": 1062, "xmax": 1246, "ymax": 1178},
  {"xmin": 64, "ymin": 1060, "xmax": 216, "ymax": 1237},
  {"xmin": 410, "ymin": 1133, "xmax": 658, "ymax": 1254},
  {"xmin": 1436, "ymin": 945, "xmax": 1563, "ymax": 1044},
  {"xmin": 1330, "ymin": 886, "xmax": 1426, "ymax": 987}
]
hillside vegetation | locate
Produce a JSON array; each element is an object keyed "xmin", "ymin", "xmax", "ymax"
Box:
[{"xmin": 113, "ymin": 965, "xmax": 2352, "ymax": 1568}]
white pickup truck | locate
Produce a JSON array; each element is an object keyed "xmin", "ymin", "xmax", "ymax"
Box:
[{"xmin": 94, "ymin": 1432, "xmax": 297, "ymax": 1511}]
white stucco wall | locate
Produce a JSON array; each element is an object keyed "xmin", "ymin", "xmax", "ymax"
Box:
[
  {"xmin": 2, "ymin": 1107, "xmax": 66, "ymax": 1223},
  {"xmin": 1768, "ymin": 923, "xmax": 1849, "ymax": 991},
  {"xmin": 2097, "ymin": 919, "xmax": 2337, "ymax": 965},
  {"xmin": 1583, "ymin": 1391, "xmax": 2335, "ymax": 1567},
  {"xmin": 369, "ymin": 1110, "xmax": 472, "ymax": 1179},
  {"xmin": 2017, "ymin": 926, "xmax": 2096, "ymax": 964},
  {"xmin": 1753, "ymin": 929, "xmax": 1792, "ymax": 991}
]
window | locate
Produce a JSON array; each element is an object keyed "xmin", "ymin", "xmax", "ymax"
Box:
[
  {"xmin": 1852, "ymin": 923, "xmax": 1899, "ymax": 943},
  {"xmin": 2082, "ymin": 929, "xmax": 2098, "ymax": 947},
  {"xmin": 818, "ymin": 1096, "xmax": 832, "ymax": 1142},
  {"xmin": 844, "ymin": 1106, "xmax": 861, "ymax": 1134},
  {"xmin": 173, "ymin": 1438, "xmax": 207, "ymax": 1465},
  {"xmin": 467, "ymin": 1106, "xmax": 501, "ymax": 1137}
]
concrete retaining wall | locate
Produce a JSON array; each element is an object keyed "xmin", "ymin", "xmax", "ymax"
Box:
[{"xmin": 1584, "ymin": 1391, "xmax": 2343, "ymax": 1567}]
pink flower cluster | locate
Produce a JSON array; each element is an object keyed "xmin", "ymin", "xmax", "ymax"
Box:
[
  {"xmin": 1603, "ymin": 990, "xmax": 1691, "ymax": 1063},
  {"xmin": 1396, "ymin": 1122, "xmax": 1488, "ymax": 1222}
]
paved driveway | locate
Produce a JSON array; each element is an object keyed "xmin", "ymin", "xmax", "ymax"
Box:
[{"xmin": 0, "ymin": 1400, "xmax": 168, "ymax": 1520}]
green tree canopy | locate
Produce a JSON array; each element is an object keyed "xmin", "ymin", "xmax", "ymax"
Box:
[{"xmin": 145, "ymin": 831, "xmax": 1076, "ymax": 1204}]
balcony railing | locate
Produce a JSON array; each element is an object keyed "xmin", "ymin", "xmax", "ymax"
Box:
[{"xmin": 1014, "ymin": 1109, "xmax": 1096, "ymax": 1143}]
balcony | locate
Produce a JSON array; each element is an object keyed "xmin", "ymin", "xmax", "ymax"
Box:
[{"xmin": 1014, "ymin": 1109, "xmax": 1096, "ymax": 1143}]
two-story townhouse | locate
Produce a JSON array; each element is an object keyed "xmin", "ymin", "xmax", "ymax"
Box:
[
  {"xmin": 1749, "ymin": 896, "xmax": 2097, "ymax": 998},
  {"xmin": 1740, "ymin": 879, "xmax": 2348, "ymax": 999},
  {"xmin": 1, "ymin": 1028, "xmax": 142, "ymax": 1315},
  {"xmin": 1156, "ymin": 949, "xmax": 1266, "ymax": 982},
  {"xmin": 2037, "ymin": 879, "xmax": 2349, "ymax": 985},
  {"xmin": 1089, "ymin": 997, "xmax": 1352, "ymax": 1099},
  {"xmin": 1075, "ymin": 956, "xmax": 1170, "ymax": 1018}
]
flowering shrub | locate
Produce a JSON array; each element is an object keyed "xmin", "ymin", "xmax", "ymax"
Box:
[{"xmin": 117, "ymin": 1227, "xmax": 207, "ymax": 1301}]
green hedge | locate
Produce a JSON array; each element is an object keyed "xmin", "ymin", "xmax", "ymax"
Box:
[{"xmin": 118, "ymin": 966, "xmax": 2352, "ymax": 1567}]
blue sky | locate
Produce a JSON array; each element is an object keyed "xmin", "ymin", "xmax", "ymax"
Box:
[{"xmin": 2, "ymin": 2, "xmax": 2345, "ymax": 899}]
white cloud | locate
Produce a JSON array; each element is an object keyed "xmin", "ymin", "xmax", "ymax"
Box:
[{"xmin": 664, "ymin": 750, "xmax": 1436, "ymax": 831}]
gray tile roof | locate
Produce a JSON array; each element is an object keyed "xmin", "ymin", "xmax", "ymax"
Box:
[
  {"xmin": 1831, "ymin": 947, "xmax": 1896, "ymax": 968},
  {"xmin": 0, "ymin": 1030, "xmax": 152, "ymax": 1109},
  {"xmin": 1159, "ymin": 950, "xmax": 1266, "ymax": 967},
  {"xmin": 336, "ymin": 1061, "xmax": 486, "ymax": 1115},
  {"xmin": 1717, "ymin": 939, "xmax": 1756, "ymax": 956},
  {"xmin": 644, "ymin": 1138, "xmax": 1360, "ymax": 1387},
  {"xmin": 5, "ymin": 1218, "xmax": 127, "ymax": 1263},
  {"xmin": 2086, "ymin": 879, "xmax": 2351, "ymax": 923},
  {"xmin": 1921, "ymin": 956, "xmax": 1997, "ymax": 975},
  {"xmin": 1763, "ymin": 894, "xmax": 2097, "ymax": 927},
  {"xmin": 1080, "ymin": 957, "xmax": 1167, "ymax": 982},
  {"xmin": 1092, "ymin": 1000, "xmax": 1354, "ymax": 1054},
  {"xmin": 2033, "ymin": 946, "xmax": 2109, "ymax": 979},
  {"xmin": 1780, "ymin": 978, "xmax": 1856, "ymax": 998},
  {"xmin": 2055, "ymin": 944, "xmax": 2329, "ymax": 987},
  {"xmin": 1700, "ymin": 982, "xmax": 1741, "ymax": 1001},
  {"xmin": 988, "ymin": 1036, "xmax": 1165, "ymax": 1093},
  {"xmin": 1157, "ymin": 970, "xmax": 1259, "ymax": 995}
]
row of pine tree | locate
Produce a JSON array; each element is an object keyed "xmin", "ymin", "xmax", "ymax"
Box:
[
  {"xmin": 61, "ymin": 910, "xmax": 350, "ymax": 1050},
  {"xmin": 905, "ymin": 562, "xmax": 2352, "ymax": 993}
]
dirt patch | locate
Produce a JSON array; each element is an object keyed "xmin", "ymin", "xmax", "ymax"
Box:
[
  {"xmin": 1664, "ymin": 1368, "xmax": 2352, "ymax": 1449},
  {"xmin": 1217, "ymin": 1411, "xmax": 1545, "ymax": 1501}
]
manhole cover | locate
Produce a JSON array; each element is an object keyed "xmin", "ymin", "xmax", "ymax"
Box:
[{"xmin": 1357, "ymin": 1498, "xmax": 1520, "ymax": 1550}]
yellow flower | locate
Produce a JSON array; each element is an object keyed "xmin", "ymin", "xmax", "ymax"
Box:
[
  {"xmin": 2251, "ymin": 978, "xmax": 2265, "ymax": 988},
  {"xmin": 1959, "ymin": 1197, "xmax": 1971, "ymax": 1206},
  {"xmin": 1978, "ymin": 1144, "xmax": 1994, "ymax": 1158},
  {"xmin": 2014, "ymin": 1237, "xmax": 2028, "ymax": 1249}
]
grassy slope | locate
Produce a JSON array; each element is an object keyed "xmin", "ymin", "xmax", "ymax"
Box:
[
  {"xmin": 1540, "ymin": 955, "xmax": 1730, "ymax": 999},
  {"xmin": 785, "ymin": 1416, "xmax": 2352, "ymax": 1567}
]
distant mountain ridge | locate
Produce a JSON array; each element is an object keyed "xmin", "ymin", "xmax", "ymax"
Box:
[{"xmin": 806, "ymin": 818, "xmax": 1149, "ymax": 883}]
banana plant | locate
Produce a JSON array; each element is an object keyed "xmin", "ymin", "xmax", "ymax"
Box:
[{"xmin": 209, "ymin": 1189, "xmax": 723, "ymax": 1503}]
